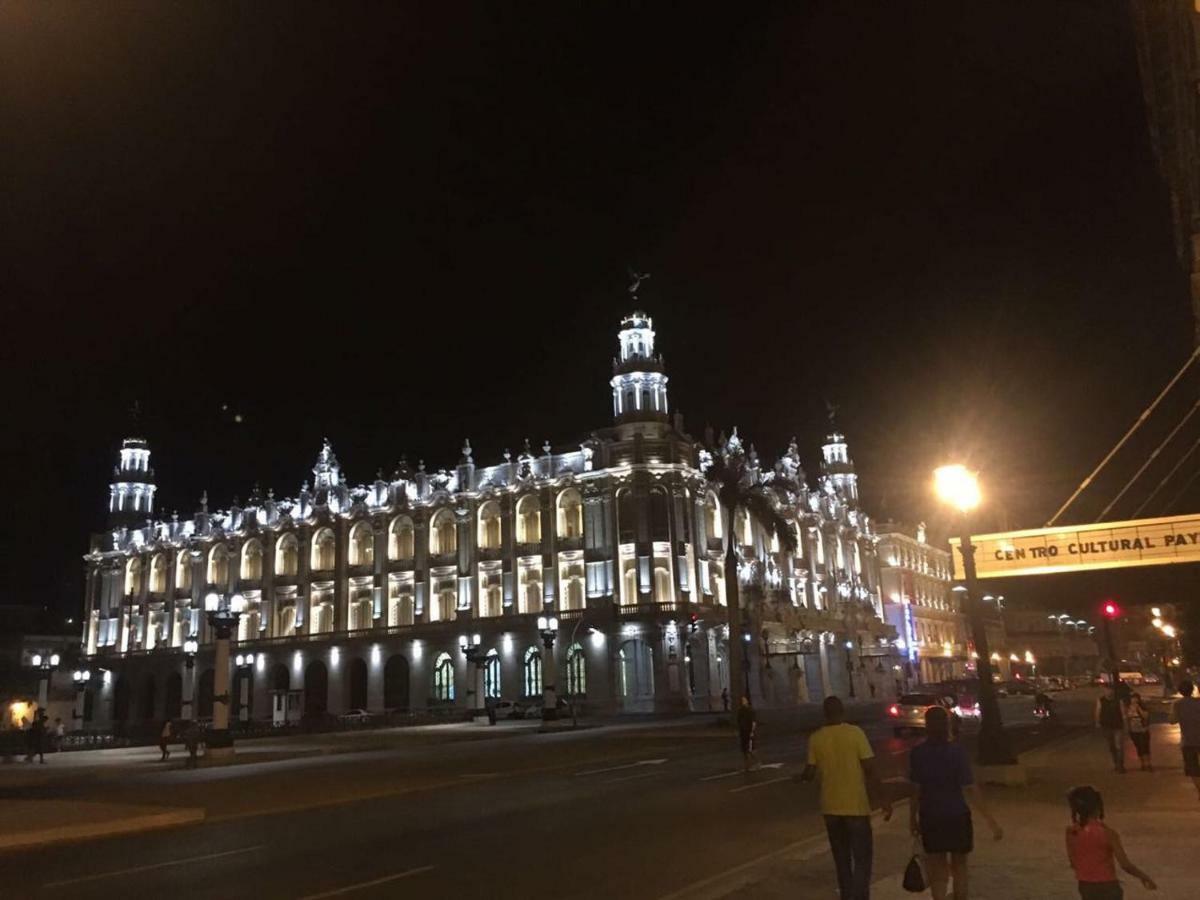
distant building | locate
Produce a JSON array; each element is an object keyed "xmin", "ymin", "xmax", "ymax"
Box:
[
  {"xmin": 80, "ymin": 311, "xmax": 897, "ymax": 727},
  {"xmin": 877, "ymin": 524, "xmax": 968, "ymax": 685},
  {"xmin": 1002, "ymin": 607, "xmax": 1100, "ymax": 681}
]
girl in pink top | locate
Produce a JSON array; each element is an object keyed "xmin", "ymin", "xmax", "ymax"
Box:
[{"xmin": 1065, "ymin": 786, "xmax": 1156, "ymax": 900}]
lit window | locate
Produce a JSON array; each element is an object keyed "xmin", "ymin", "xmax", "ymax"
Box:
[
  {"xmin": 433, "ymin": 653, "xmax": 455, "ymax": 702},
  {"xmin": 484, "ymin": 650, "xmax": 501, "ymax": 699},
  {"xmin": 523, "ymin": 647, "xmax": 542, "ymax": 697},
  {"xmin": 566, "ymin": 643, "xmax": 586, "ymax": 697}
]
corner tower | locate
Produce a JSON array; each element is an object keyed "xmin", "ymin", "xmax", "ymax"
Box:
[
  {"xmin": 108, "ymin": 437, "xmax": 156, "ymax": 527},
  {"xmin": 819, "ymin": 431, "xmax": 858, "ymax": 506},
  {"xmin": 611, "ymin": 311, "xmax": 670, "ymax": 433}
]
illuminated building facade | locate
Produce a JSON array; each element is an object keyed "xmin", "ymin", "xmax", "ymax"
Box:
[
  {"xmin": 877, "ymin": 524, "xmax": 968, "ymax": 685},
  {"xmin": 80, "ymin": 312, "xmax": 895, "ymax": 726}
]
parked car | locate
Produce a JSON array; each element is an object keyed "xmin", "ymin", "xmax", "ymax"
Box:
[
  {"xmin": 339, "ymin": 708, "xmax": 371, "ymax": 725},
  {"xmin": 1004, "ymin": 680, "xmax": 1037, "ymax": 696},
  {"xmin": 888, "ymin": 693, "xmax": 961, "ymax": 736},
  {"xmin": 490, "ymin": 700, "xmax": 524, "ymax": 720},
  {"xmin": 521, "ymin": 697, "xmax": 573, "ymax": 719}
]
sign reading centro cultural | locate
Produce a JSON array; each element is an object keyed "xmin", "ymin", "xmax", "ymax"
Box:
[{"xmin": 949, "ymin": 513, "xmax": 1200, "ymax": 579}]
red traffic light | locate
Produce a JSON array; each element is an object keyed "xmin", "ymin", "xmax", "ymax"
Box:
[{"xmin": 1102, "ymin": 601, "xmax": 1120, "ymax": 619}]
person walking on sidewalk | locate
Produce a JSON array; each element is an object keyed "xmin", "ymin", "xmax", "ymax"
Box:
[
  {"xmin": 737, "ymin": 696, "xmax": 759, "ymax": 772},
  {"xmin": 1095, "ymin": 692, "xmax": 1126, "ymax": 774},
  {"xmin": 909, "ymin": 706, "xmax": 1002, "ymax": 900},
  {"xmin": 802, "ymin": 696, "xmax": 892, "ymax": 900},
  {"xmin": 159, "ymin": 720, "xmax": 174, "ymax": 761},
  {"xmin": 1122, "ymin": 693, "xmax": 1151, "ymax": 772},
  {"xmin": 1065, "ymin": 785, "xmax": 1156, "ymax": 899},
  {"xmin": 1168, "ymin": 678, "xmax": 1200, "ymax": 801}
]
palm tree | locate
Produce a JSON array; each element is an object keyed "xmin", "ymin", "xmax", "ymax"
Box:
[{"xmin": 705, "ymin": 439, "xmax": 797, "ymax": 702}]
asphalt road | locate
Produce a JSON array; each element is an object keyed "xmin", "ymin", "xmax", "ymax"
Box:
[{"xmin": 9, "ymin": 697, "xmax": 1079, "ymax": 900}]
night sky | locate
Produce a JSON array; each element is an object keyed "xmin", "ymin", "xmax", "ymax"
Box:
[{"xmin": 3, "ymin": 3, "xmax": 1197, "ymax": 628}]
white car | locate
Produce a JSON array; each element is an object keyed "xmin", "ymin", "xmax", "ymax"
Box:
[
  {"xmin": 888, "ymin": 693, "xmax": 961, "ymax": 736},
  {"xmin": 490, "ymin": 700, "xmax": 524, "ymax": 720},
  {"xmin": 340, "ymin": 708, "xmax": 371, "ymax": 725}
]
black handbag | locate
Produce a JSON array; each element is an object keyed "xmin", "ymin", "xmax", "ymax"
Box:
[{"xmin": 902, "ymin": 846, "xmax": 926, "ymax": 893}]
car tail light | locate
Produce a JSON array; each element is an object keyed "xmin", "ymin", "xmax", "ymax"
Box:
[{"xmin": 888, "ymin": 705, "xmax": 899, "ymax": 717}]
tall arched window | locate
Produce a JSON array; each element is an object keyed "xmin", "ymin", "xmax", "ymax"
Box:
[
  {"xmin": 709, "ymin": 562, "xmax": 726, "ymax": 606},
  {"xmin": 275, "ymin": 533, "xmax": 298, "ymax": 577},
  {"xmin": 705, "ymin": 492, "xmax": 722, "ymax": 541},
  {"xmin": 812, "ymin": 529, "xmax": 825, "ymax": 566},
  {"xmin": 734, "ymin": 509, "xmax": 753, "ymax": 547},
  {"xmin": 523, "ymin": 647, "xmax": 542, "ymax": 697},
  {"xmin": 240, "ymin": 540, "xmax": 263, "ymax": 580},
  {"xmin": 519, "ymin": 564, "xmax": 542, "ymax": 615},
  {"xmin": 125, "ymin": 557, "xmax": 142, "ymax": 596},
  {"xmin": 566, "ymin": 643, "xmax": 586, "ymax": 697},
  {"xmin": 349, "ymin": 521, "xmax": 374, "ymax": 566},
  {"xmin": 175, "ymin": 552, "xmax": 192, "ymax": 592},
  {"xmin": 484, "ymin": 649, "xmax": 501, "ymax": 699},
  {"xmin": 483, "ymin": 584, "xmax": 503, "ymax": 618},
  {"xmin": 617, "ymin": 489, "xmax": 636, "ymax": 544},
  {"xmin": 556, "ymin": 489, "xmax": 583, "ymax": 538},
  {"xmin": 149, "ymin": 554, "xmax": 167, "ymax": 593},
  {"xmin": 311, "ymin": 528, "xmax": 336, "ymax": 571},
  {"xmin": 653, "ymin": 565, "xmax": 672, "ymax": 603},
  {"xmin": 433, "ymin": 653, "xmax": 455, "ymax": 702},
  {"xmin": 649, "ymin": 489, "xmax": 670, "ymax": 542},
  {"xmin": 430, "ymin": 509, "xmax": 457, "ymax": 555},
  {"xmin": 477, "ymin": 501, "xmax": 502, "ymax": 549},
  {"xmin": 389, "ymin": 515, "xmax": 415, "ymax": 560},
  {"xmin": 516, "ymin": 495, "xmax": 541, "ymax": 543},
  {"xmin": 207, "ymin": 546, "xmax": 229, "ymax": 586},
  {"xmin": 430, "ymin": 578, "xmax": 456, "ymax": 622}
]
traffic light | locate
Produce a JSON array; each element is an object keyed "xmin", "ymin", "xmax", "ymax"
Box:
[
  {"xmin": 688, "ymin": 613, "xmax": 699, "ymax": 634},
  {"xmin": 1102, "ymin": 600, "xmax": 1120, "ymax": 619}
]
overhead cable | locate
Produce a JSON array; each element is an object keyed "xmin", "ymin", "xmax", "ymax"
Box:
[
  {"xmin": 1096, "ymin": 397, "xmax": 1200, "ymax": 522},
  {"xmin": 1046, "ymin": 345, "xmax": 1200, "ymax": 526}
]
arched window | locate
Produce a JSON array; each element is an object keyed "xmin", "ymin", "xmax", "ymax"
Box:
[
  {"xmin": 311, "ymin": 528, "xmax": 336, "ymax": 571},
  {"xmin": 705, "ymin": 492, "xmax": 722, "ymax": 541},
  {"xmin": 617, "ymin": 489, "xmax": 636, "ymax": 544},
  {"xmin": 125, "ymin": 557, "xmax": 142, "ymax": 596},
  {"xmin": 349, "ymin": 522, "xmax": 374, "ymax": 566},
  {"xmin": 709, "ymin": 562, "xmax": 726, "ymax": 606},
  {"xmin": 430, "ymin": 578, "xmax": 456, "ymax": 623},
  {"xmin": 523, "ymin": 647, "xmax": 542, "ymax": 698},
  {"xmin": 649, "ymin": 489, "xmax": 670, "ymax": 542},
  {"xmin": 483, "ymin": 584, "xmax": 503, "ymax": 618},
  {"xmin": 562, "ymin": 570, "xmax": 584, "ymax": 611},
  {"xmin": 149, "ymin": 554, "xmax": 167, "ymax": 593},
  {"xmin": 734, "ymin": 509, "xmax": 753, "ymax": 547},
  {"xmin": 516, "ymin": 494, "xmax": 541, "ymax": 544},
  {"xmin": 566, "ymin": 643, "xmax": 586, "ymax": 697},
  {"xmin": 484, "ymin": 649, "xmax": 501, "ymax": 699},
  {"xmin": 556, "ymin": 489, "xmax": 583, "ymax": 539},
  {"xmin": 430, "ymin": 509, "xmax": 457, "ymax": 555},
  {"xmin": 654, "ymin": 565, "xmax": 672, "ymax": 603},
  {"xmin": 433, "ymin": 653, "xmax": 455, "ymax": 703},
  {"xmin": 623, "ymin": 566, "xmax": 638, "ymax": 605},
  {"xmin": 388, "ymin": 516, "xmax": 415, "ymax": 560},
  {"xmin": 240, "ymin": 539, "xmax": 263, "ymax": 580},
  {"xmin": 207, "ymin": 545, "xmax": 229, "ymax": 586},
  {"xmin": 275, "ymin": 533, "xmax": 298, "ymax": 577},
  {"xmin": 678, "ymin": 490, "xmax": 691, "ymax": 544},
  {"xmin": 519, "ymin": 564, "xmax": 542, "ymax": 615},
  {"xmin": 175, "ymin": 552, "xmax": 192, "ymax": 592},
  {"xmin": 812, "ymin": 529, "xmax": 825, "ymax": 566},
  {"xmin": 477, "ymin": 501, "xmax": 502, "ymax": 549}
]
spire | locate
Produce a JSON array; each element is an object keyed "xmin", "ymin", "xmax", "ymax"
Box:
[
  {"xmin": 611, "ymin": 308, "xmax": 670, "ymax": 429},
  {"xmin": 312, "ymin": 438, "xmax": 342, "ymax": 489}
]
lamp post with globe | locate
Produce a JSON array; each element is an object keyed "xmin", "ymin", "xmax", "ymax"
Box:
[
  {"xmin": 30, "ymin": 652, "xmax": 61, "ymax": 709},
  {"xmin": 182, "ymin": 637, "xmax": 199, "ymax": 720},
  {"xmin": 934, "ymin": 465, "xmax": 1015, "ymax": 766},
  {"xmin": 459, "ymin": 634, "xmax": 490, "ymax": 725},
  {"xmin": 537, "ymin": 616, "xmax": 559, "ymax": 721},
  {"xmin": 203, "ymin": 591, "xmax": 244, "ymax": 759}
]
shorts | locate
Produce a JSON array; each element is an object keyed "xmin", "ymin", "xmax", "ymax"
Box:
[
  {"xmin": 1078, "ymin": 881, "xmax": 1123, "ymax": 900},
  {"xmin": 1128, "ymin": 730, "xmax": 1150, "ymax": 756},
  {"xmin": 1184, "ymin": 745, "xmax": 1200, "ymax": 777},
  {"xmin": 919, "ymin": 812, "xmax": 973, "ymax": 855}
]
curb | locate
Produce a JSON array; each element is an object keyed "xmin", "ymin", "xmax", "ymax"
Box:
[{"xmin": 0, "ymin": 807, "xmax": 205, "ymax": 852}]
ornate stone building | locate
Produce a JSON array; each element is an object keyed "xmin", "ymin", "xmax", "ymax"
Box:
[{"xmin": 80, "ymin": 312, "xmax": 896, "ymax": 728}]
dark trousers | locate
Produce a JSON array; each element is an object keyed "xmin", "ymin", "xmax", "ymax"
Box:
[
  {"xmin": 1101, "ymin": 728, "xmax": 1125, "ymax": 771},
  {"xmin": 1078, "ymin": 880, "xmax": 1123, "ymax": 900},
  {"xmin": 824, "ymin": 815, "xmax": 873, "ymax": 900}
]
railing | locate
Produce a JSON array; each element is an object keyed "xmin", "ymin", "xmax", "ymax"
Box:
[{"xmin": 618, "ymin": 602, "xmax": 679, "ymax": 615}]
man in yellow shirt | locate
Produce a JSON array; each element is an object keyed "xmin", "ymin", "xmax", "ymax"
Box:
[{"xmin": 802, "ymin": 696, "xmax": 891, "ymax": 900}]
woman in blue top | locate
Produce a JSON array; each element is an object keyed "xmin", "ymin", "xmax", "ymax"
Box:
[{"xmin": 909, "ymin": 706, "xmax": 1003, "ymax": 899}]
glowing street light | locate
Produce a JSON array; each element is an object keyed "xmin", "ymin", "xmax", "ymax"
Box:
[{"xmin": 934, "ymin": 464, "xmax": 981, "ymax": 513}]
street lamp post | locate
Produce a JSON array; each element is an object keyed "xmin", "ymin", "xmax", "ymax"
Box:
[
  {"xmin": 182, "ymin": 638, "xmax": 199, "ymax": 720},
  {"xmin": 459, "ymin": 634, "xmax": 490, "ymax": 725},
  {"xmin": 934, "ymin": 465, "xmax": 1016, "ymax": 767},
  {"xmin": 234, "ymin": 653, "xmax": 256, "ymax": 725},
  {"xmin": 204, "ymin": 592, "xmax": 244, "ymax": 760},
  {"xmin": 30, "ymin": 652, "xmax": 61, "ymax": 709},
  {"xmin": 71, "ymin": 669, "xmax": 91, "ymax": 727},
  {"xmin": 844, "ymin": 641, "xmax": 857, "ymax": 699},
  {"xmin": 537, "ymin": 615, "xmax": 559, "ymax": 721}
]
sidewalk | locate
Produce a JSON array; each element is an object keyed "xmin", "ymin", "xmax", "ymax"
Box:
[
  {"xmin": 0, "ymin": 800, "xmax": 203, "ymax": 851},
  {"xmin": 679, "ymin": 723, "xmax": 1196, "ymax": 900}
]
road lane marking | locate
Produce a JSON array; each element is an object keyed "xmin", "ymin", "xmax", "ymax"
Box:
[
  {"xmin": 297, "ymin": 865, "xmax": 436, "ymax": 899},
  {"xmin": 576, "ymin": 758, "xmax": 668, "ymax": 776},
  {"xmin": 728, "ymin": 775, "xmax": 791, "ymax": 793},
  {"xmin": 604, "ymin": 770, "xmax": 663, "ymax": 784},
  {"xmin": 699, "ymin": 770, "xmax": 744, "ymax": 781},
  {"xmin": 43, "ymin": 846, "xmax": 265, "ymax": 888}
]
